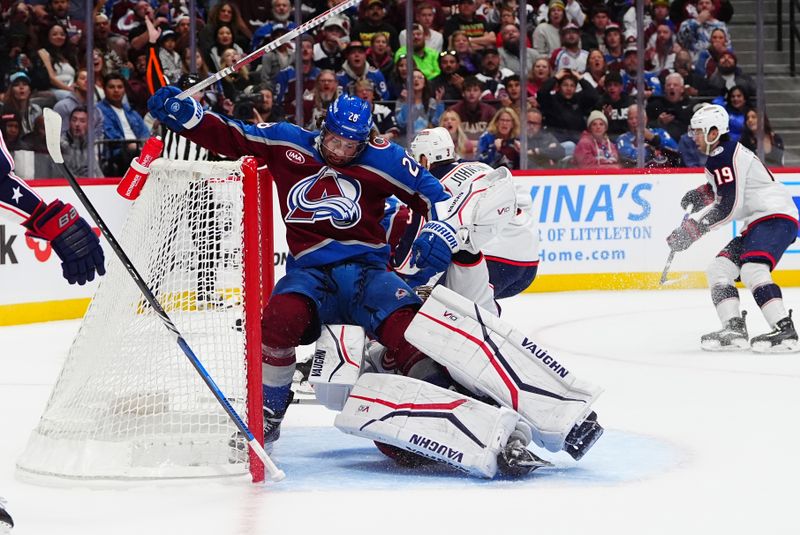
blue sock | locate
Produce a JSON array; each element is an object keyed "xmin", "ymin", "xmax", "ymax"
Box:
[{"xmin": 263, "ymin": 383, "xmax": 292, "ymax": 413}]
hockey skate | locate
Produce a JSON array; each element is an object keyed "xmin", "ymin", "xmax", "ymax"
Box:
[
  {"xmin": 701, "ymin": 312, "xmax": 749, "ymax": 352},
  {"xmin": 0, "ymin": 498, "xmax": 13, "ymax": 534},
  {"xmin": 264, "ymin": 389, "xmax": 294, "ymax": 448},
  {"xmin": 497, "ymin": 438, "xmax": 553, "ymax": 477},
  {"xmin": 228, "ymin": 389, "xmax": 294, "ymax": 462},
  {"xmin": 292, "ymin": 360, "xmax": 315, "ymax": 399},
  {"xmin": 563, "ymin": 411, "xmax": 604, "ymax": 461},
  {"xmin": 751, "ymin": 312, "xmax": 799, "ymax": 353}
]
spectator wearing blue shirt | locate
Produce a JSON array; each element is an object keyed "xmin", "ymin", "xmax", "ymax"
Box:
[
  {"xmin": 711, "ymin": 85, "xmax": 750, "ymax": 143},
  {"xmin": 97, "ymin": 72, "xmax": 149, "ymax": 175},
  {"xmin": 477, "ymin": 107, "xmax": 521, "ymax": 169},
  {"xmin": 396, "ymin": 69, "xmax": 445, "ymax": 138},
  {"xmin": 677, "ymin": 102, "xmax": 709, "ymax": 167},
  {"xmin": 274, "ymin": 35, "xmax": 320, "ymax": 108},
  {"xmin": 337, "ymin": 41, "xmax": 390, "ymax": 100},
  {"xmin": 616, "ymin": 103, "xmax": 680, "ymax": 167}
]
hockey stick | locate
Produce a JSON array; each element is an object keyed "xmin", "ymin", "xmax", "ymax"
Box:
[
  {"xmin": 42, "ymin": 109, "xmax": 285, "ymax": 483},
  {"xmin": 659, "ymin": 250, "xmax": 676, "ymax": 285},
  {"xmin": 660, "ymin": 208, "xmax": 693, "ymax": 286},
  {"xmin": 177, "ymin": 0, "xmax": 359, "ymax": 99}
]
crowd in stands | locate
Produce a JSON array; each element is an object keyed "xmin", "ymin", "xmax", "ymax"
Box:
[{"xmin": 0, "ymin": 0, "xmax": 786, "ymax": 177}]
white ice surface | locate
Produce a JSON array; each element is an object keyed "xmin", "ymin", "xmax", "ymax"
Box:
[{"xmin": 2, "ymin": 289, "xmax": 800, "ymax": 534}]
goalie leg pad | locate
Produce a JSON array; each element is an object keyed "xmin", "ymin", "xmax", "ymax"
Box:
[
  {"xmin": 308, "ymin": 325, "xmax": 366, "ymax": 410},
  {"xmin": 334, "ymin": 373, "xmax": 520, "ymax": 478},
  {"xmin": 405, "ymin": 285, "xmax": 603, "ymax": 453}
]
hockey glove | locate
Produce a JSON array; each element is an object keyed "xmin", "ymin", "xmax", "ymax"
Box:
[
  {"xmin": 680, "ymin": 184, "xmax": 714, "ymax": 213},
  {"xmin": 147, "ymin": 86, "xmax": 203, "ymax": 132},
  {"xmin": 411, "ymin": 221, "xmax": 458, "ymax": 272},
  {"xmin": 666, "ymin": 218, "xmax": 707, "ymax": 252},
  {"xmin": 24, "ymin": 200, "xmax": 106, "ymax": 285}
]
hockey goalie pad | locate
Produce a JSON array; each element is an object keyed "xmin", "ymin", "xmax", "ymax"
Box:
[
  {"xmin": 334, "ymin": 373, "xmax": 520, "ymax": 478},
  {"xmin": 435, "ymin": 168, "xmax": 517, "ymax": 254},
  {"xmin": 405, "ymin": 286, "xmax": 602, "ymax": 453},
  {"xmin": 308, "ymin": 325, "xmax": 366, "ymax": 410}
]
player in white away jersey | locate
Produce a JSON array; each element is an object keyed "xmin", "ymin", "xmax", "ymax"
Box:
[
  {"xmin": 666, "ymin": 104, "xmax": 799, "ymax": 352},
  {"xmin": 385, "ymin": 127, "xmax": 539, "ymax": 311}
]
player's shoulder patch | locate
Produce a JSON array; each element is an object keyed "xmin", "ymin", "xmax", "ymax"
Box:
[
  {"xmin": 369, "ymin": 136, "xmax": 391, "ymax": 149},
  {"xmin": 286, "ymin": 149, "xmax": 306, "ymax": 164},
  {"xmin": 710, "ymin": 145, "xmax": 724, "ymax": 157}
]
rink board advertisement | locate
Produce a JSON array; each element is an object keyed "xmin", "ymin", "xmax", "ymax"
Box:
[
  {"xmin": 509, "ymin": 168, "xmax": 800, "ymax": 291},
  {"xmin": 0, "ymin": 180, "xmax": 129, "ymax": 325},
  {"xmin": 2, "ymin": 170, "xmax": 800, "ymax": 325}
]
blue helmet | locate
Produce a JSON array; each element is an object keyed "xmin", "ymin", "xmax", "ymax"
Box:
[{"xmin": 322, "ymin": 94, "xmax": 373, "ymax": 143}]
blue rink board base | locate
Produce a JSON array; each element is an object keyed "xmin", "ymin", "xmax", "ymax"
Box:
[{"xmin": 266, "ymin": 427, "xmax": 684, "ymax": 492}]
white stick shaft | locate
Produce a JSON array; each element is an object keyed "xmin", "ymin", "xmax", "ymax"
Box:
[
  {"xmin": 249, "ymin": 439, "xmax": 286, "ymax": 481},
  {"xmin": 177, "ymin": 0, "xmax": 359, "ymax": 99}
]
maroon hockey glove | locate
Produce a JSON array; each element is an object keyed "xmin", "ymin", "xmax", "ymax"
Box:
[
  {"xmin": 680, "ymin": 184, "xmax": 714, "ymax": 213},
  {"xmin": 666, "ymin": 218, "xmax": 706, "ymax": 252},
  {"xmin": 24, "ymin": 200, "xmax": 106, "ymax": 285}
]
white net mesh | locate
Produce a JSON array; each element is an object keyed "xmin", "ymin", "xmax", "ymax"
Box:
[{"xmin": 17, "ymin": 158, "xmax": 261, "ymax": 481}]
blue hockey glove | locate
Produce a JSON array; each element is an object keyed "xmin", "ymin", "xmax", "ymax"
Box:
[
  {"xmin": 24, "ymin": 200, "xmax": 106, "ymax": 285},
  {"xmin": 147, "ymin": 86, "xmax": 203, "ymax": 132},
  {"xmin": 666, "ymin": 218, "xmax": 706, "ymax": 252},
  {"xmin": 411, "ymin": 221, "xmax": 459, "ymax": 272}
]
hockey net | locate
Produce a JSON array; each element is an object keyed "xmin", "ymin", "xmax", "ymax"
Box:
[{"xmin": 17, "ymin": 157, "xmax": 273, "ymax": 483}]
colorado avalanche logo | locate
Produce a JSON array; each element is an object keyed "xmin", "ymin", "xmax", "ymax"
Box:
[{"xmin": 286, "ymin": 167, "xmax": 362, "ymax": 228}]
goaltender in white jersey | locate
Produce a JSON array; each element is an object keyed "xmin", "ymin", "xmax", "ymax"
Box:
[
  {"xmin": 384, "ymin": 127, "xmax": 540, "ymax": 312},
  {"xmin": 667, "ymin": 104, "xmax": 799, "ymax": 352},
  {"xmin": 306, "ymin": 129, "xmax": 603, "ymax": 478}
]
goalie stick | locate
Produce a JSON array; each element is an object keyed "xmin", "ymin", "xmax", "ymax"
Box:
[
  {"xmin": 177, "ymin": 0, "xmax": 360, "ymax": 99},
  {"xmin": 42, "ymin": 109, "xmax": 285, "ymax": 483}
]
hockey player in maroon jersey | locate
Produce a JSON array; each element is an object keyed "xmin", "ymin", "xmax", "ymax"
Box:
[
  {"xmin": 667, "ymin": 104, "xmax": 799, "ymax": 352},
  {"xmin": 150, "ymin": 88, "xmax": 604, "ymax": 476},
  {"xmin": 147, "ymin": 89, "xmax": 464, "ymax": 444}
]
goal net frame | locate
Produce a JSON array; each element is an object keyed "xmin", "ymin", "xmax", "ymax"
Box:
[{"xmin": 16, "ymin": 157, "xmax": 274, "ymax": 484}]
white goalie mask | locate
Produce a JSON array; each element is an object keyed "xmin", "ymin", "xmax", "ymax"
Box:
[
  {"xmin": 409, "ymin": 127, "xmax": 456, "ymax": 167},
  {"xmin": 689, "ymin": 104, "xmax": 729, "ymax": 153}
]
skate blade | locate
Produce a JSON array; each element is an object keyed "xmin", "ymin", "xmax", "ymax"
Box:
[
  {"xmin": 751, "ymin": 339, "xmax": 800, "ymax": 354},
  {"xmin": 526, "ymin": 456, "xmax": 554, "ymax": 469},
  {"xmin": 701, "ymin": 339, "xmax": 750, "ymax": 352}
]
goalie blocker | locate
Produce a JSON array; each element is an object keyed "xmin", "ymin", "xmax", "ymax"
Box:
[{"xmin": 405, "ymin": 286, "xmax": 604, "ymax": 459}]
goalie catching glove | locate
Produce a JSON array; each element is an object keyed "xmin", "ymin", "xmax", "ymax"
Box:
[
  {"xmin": 23, "ymin": 200, "xmax": 105, "ymax": 285},
  {"xmin": 147, "ymin": 86, "xmax": 204, "ymax": 132}
]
